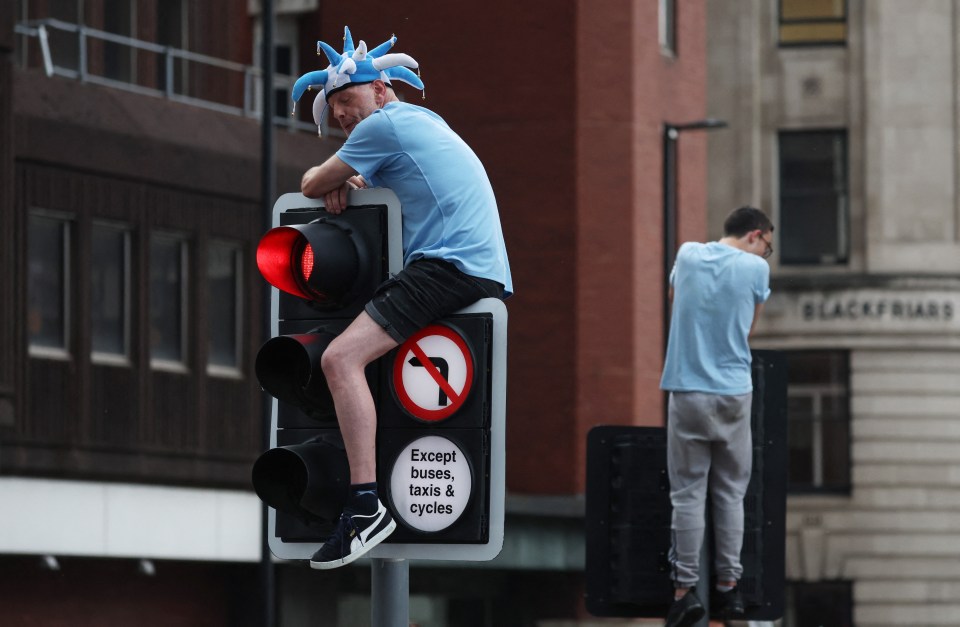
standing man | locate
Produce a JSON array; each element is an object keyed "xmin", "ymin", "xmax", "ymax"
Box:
[
  {"xmin": 290, "ymin": 27, "xmax": 512, "ymax": 570},
  {"xmin": 660, "ymin": 207, "xmax": 773, "ymax": 627}
]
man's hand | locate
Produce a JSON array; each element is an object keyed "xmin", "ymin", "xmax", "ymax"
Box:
[
  {"xmin": 301, "ymin": 155, "xmax": 359, "ymax": 208},
  {"xmin": 322, "ymin": 175, "xmax": 368, "ymax": 215}
]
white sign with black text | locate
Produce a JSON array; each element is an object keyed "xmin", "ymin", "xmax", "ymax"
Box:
[{"xmin": 390, "ymin": 435, "xmax": 472, "ymax": 532}]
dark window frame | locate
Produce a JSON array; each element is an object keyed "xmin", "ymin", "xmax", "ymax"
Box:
[
  {"xmin": 785, "ymin": 349, "xmax": 852, "ymax": 495},
  {"xmin": 778, "ymin": 128, "xmax": 850, "ymax": 266}
]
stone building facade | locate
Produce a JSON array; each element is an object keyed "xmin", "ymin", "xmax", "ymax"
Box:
[{"xmin": 707, "ymin": 1, "xmax": 960, "ymax": 624}]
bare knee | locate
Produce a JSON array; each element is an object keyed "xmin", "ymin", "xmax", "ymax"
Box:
[{"xmin": 320, "ymin": 340, "xmax": 363, "ymax": 387}]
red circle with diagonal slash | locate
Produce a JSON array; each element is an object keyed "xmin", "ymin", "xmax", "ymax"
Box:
[{"xmin": 392, "ymin": 324, "xmax": 474, "ymax": 422}]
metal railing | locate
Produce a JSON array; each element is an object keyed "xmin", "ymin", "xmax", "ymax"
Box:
[{"xmin": 14, "ymin": 18, "xmax": 316, "ymax": 133}]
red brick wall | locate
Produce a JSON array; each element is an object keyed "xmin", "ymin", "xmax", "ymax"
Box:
[{"xmin": 302, "ymin": 0, "xmax": 707, "ymax": 495}]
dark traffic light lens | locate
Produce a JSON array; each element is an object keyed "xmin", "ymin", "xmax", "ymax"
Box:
[{"xmin": 256, "ymin": 331, "xmax": 338, "ymax": 422}]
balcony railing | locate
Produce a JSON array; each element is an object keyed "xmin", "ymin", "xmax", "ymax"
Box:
[{"xmin": 14, "ymin": 18, "xmax": 316, "ymax": 133}]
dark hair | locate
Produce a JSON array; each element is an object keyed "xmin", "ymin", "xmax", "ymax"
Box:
[{"xmin": 723, "ymin": 206, "xmax": 773, "ymax": 237}]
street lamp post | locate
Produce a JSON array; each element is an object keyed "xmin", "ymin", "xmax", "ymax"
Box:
[{"xmin": 662, "ymin": 118, "xmax": 728, "ymax": 355}]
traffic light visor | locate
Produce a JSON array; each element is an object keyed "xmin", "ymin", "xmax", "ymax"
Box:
[
  {"xmin": 256, "ymin": 221, "xmax": 361, "ymax": 305},
  {"xmin": 256, "ymin": 332, "xmax": 338, "ymax": 422},
  {"xmin": 252, "ymin": 437, "xmax": 350, "ymax": 525}
]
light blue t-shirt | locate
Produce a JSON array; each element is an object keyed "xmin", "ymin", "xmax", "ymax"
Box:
[
  {"xmin": 336, "ymin": 102, "xmax": 513, "ymax": 296},
  {"xmin": 660, "ymin": 241, "xmax": 771, "ymax": 395}
]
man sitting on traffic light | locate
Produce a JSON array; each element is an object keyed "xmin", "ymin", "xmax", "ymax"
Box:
[{"xmin": 291, "ymin": 26, "xmax": 513, "ymax": 570}]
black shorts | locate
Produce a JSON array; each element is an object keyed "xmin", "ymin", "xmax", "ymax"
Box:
[{"xmin": 365, "ymin": 258, "xmax": 504, "ymax": 343}]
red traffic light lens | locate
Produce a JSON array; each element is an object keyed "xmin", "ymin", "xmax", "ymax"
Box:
[
  {"xmin": 301, "ymin": 244, "xmax": 314, "ymax": 281},
  {"xmin": 257, "ymin": 226, "xmax": 314, "ymax": 300}
]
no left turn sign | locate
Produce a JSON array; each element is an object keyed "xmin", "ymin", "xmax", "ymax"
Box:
[{"xmin": 393, "ymin": 324, "xmax": 474, "ymax": 421}]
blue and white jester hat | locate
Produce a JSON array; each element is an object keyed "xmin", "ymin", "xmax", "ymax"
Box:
[{"xmin": 291, "ymin": 26, "xmax": 424, "ymax": 136}]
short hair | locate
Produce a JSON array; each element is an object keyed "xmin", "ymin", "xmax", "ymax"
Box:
[{"xmin": 723, "ymin": 206, "xmax": 773, "ymax": 237}]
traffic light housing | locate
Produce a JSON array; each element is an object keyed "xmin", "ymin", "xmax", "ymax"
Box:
[
  {"xmin": 251, "ymin": 190, "xmax": 506, "ymax": 562},
  {"xmin": 584, "ymin": 350, "xmax": 787, "ymax": 620}
]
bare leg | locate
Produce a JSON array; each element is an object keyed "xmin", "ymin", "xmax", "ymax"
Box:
[{"xmin": 320, "ymin": 311, "xmax": 399, "ymax": 484}]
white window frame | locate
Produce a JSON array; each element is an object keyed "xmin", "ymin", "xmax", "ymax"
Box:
[{"xmin": 659, "ymin": 0, "xmax": 677, "ymax": 57}]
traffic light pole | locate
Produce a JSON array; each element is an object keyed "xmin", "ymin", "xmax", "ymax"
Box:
[
  {"xmin": 372, "ymin": 558, "xmax": 409, "ymax": 627},
  {"xmin": 259, "ymin": 2, "xmax": 276, "ymax": 626}
]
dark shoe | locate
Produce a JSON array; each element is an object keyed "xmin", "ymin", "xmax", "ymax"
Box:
[
  {"xmin": 665, "ymin": 587, "xmax": 705, "ymax": 627},
  {"xmin": 309, "ymin": 500, "xmax": 396, "ymax": 570},
  {"xmin": 715, "ymin": 585, "xmax": 745, "ymax": 616}
]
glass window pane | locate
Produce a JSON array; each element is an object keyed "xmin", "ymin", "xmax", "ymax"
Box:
[
  {"xmin": 786, "ymin": 581, "xmax": 854, "ymax": 627},
  {"xmin": 780, "ymin": 0, "xmax": 846, "ymax": 45},
  {"xmin": 781, "ymin": 133, "xmax": 846, "ymax": 192},
  {"xmin": 780, "ymin": 195, "xmax": 845, "ymax": 263},
  {"xmin": 781, "ymin": 0, "xmax": 846, "ymax": 21},
  {"xmin": 821, "ymin": 417, "xmax": 851, "ymax": 487},
  {"xmin": 207, "ymin": 241, "xmax": 241, "ymax": 370},
  {"xmin": 157, "ymin": 0, "xmax": 187, "ymax": 93},
  {"xmin": 102, "ymin": 0, "xmax": 134, "ymax": 82},
  {"xmin": 659, "ymin": 0, "xmax": 676, "ymax": 55},
  {"xmin": 150, "ymin": 234, "xmax": 187, "ymax": 364},
  {"xmin": 45, "ymin": 0, "xmax": 82, "ymax": 72},
  {"xmin": 28, "ymin": 214, "xmax": 68, "ymax": 351},
  {"xmin": 785, "ymin": 351, "xmax": 850, "ymax": 492},
  {"xmin": 27, "ymin": 215, "xmax": 68, "ymax": 349},
  {"xmin": 91, "ymin": 223, "xmax": 129, "ymax": 357},
  {"xmin": 780, "ymin": 22, "xmax": 847, "ymax": 44},
  {"xmin": 788, "ymin": 396, "xmax": 814, "ymax": 486},
  {"xmin": 787, "ymin": 351, "xmax": 849, "ymax": 385}
]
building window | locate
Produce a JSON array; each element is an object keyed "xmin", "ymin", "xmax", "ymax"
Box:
[
  {"xmin": 786, "ymin": 580, "xmax": 853, "ymax": 626},
  {"xmin": 27, "ymin": 211, "xmax": 71, "ymax": 358},
  {"xmin": 779, "ymin": 0, "xmax": 847, "ymax": 46},
  {"xmin": 779, "ymin": 130, "xmax": 848, "ymax": 265},
  {"xmin": 786, "ymin": 350, "xmax": 850, "ymax": 493},
  {"xmin": 102, "ymin": 0, "xmax": 136, "ymax": 83},
  {"xmin": 32, "ymin": 0, "xmax": 83, "ymax": 72},
  {"xmin": 207, "ymin": 240, "xmax": 242, "ymax": 375},
  {"xmin": 91, "ymin": 222, "xmax": 130, "ymax": 362},
  {"xmin": 659, "ymin": 0, "xmax": 677, "ymax": 56},
  {"xmin": 149, "ymin": 233, "xmax": 188, "ymax": 369},
  {"xmin": 156, "ymin": 0, "xmax": 188, "ymax": 94}
]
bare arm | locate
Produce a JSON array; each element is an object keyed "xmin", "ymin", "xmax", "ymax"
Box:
[{"xmin": 301, "ymin": 155, "xmax": 361, "ymax": 214}]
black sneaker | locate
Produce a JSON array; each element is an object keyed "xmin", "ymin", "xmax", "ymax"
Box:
[
  {"xmin": 309, "ymin": 500, "xmax": 397, "ymax": 570},
  {"xmin": 715, "ymin": 585, "xmax": 745, "ymax": 616},
  {"xmin": 665, "ymin": 587, "xmax": 705, "ymax": 627}
]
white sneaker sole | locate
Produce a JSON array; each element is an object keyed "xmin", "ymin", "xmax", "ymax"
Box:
[{"xmin": 309, "ymin": 517, "xmax": 397, "ymax": 570}]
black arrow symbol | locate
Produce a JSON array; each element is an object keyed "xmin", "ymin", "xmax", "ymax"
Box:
[{"xmin": 408, "ymin": 356, "xmax": 450, "ymax": 406}]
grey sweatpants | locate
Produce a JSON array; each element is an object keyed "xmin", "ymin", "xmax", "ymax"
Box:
[{"xmin": 667, "ymin": 391, "xmax": 753, "ymax": 587}]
